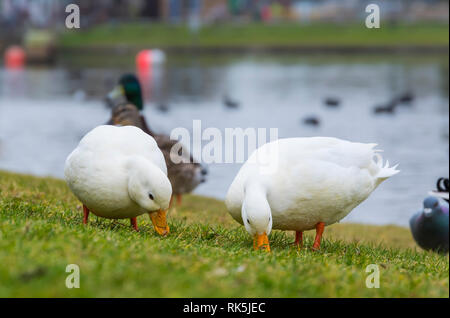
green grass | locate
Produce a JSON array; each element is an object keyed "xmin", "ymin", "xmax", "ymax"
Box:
[
  {"xmin": 0, "ymin": 170, "xmax": 448, "ymax": 297},
  {"xmin": 58, "ymin": 22, "xmax": 449, "ymax": 49}
]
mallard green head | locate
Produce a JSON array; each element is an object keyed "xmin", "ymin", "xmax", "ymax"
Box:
[{"xmin": 119, "ymin": 74, "xmax": 143, "ymax": 111}]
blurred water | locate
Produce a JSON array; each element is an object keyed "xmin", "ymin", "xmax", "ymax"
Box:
[{"xmin": 0, "ymin": 55, "xmax": 448, "ymax": 226}]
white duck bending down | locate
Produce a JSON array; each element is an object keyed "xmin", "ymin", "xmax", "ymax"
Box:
[
  {"xmin": 64, "ymin": 125, "xmax": 172, "ymax": 235},
  {"xmin": 225, "ymin": 137, "xmax": 399, "ymax": 252}
]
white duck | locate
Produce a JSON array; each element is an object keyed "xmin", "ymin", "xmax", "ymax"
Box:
[
  {"xmin": 64, "ymin": 125, "xmax": 172, "ymax": 235},
  {"xmin": 225, "ymin": 137, "xmax": 399, "ymax": 252}
]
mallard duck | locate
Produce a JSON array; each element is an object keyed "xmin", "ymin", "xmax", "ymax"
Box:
[
  {"xmin": 106, "ymin": 74, "xmax": 207, "ymax": 206},
  {"xmin": 64, "ymin": 125, "xmax": 172, "ymax": 235},
  {"xmin": 410, "ymin": 196, "xmax": 449, "ymax": 254},
  {"xmin": 225, "ymin": 137, "xmax": 399, "ymax": 252}
]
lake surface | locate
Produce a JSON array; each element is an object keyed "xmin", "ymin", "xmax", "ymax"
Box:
[{"xmin": 0, "ymin": 54, "xmax": 448, "ymax": 226}]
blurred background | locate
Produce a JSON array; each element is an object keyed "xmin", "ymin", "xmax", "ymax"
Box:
[{"xmin": 0, "ymin": 0, "xmax": 448, "ymax": 226}]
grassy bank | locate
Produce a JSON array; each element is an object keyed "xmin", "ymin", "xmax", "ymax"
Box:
[
  {"xmin": 58, "ymin": 22, "xmax": 449, "ymax": 49},
  {"xmin": 0, "ymin": 170, "xmax": 448, "ymax": 297}
]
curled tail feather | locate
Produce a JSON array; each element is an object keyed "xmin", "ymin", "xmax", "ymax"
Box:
[{"xmin": 373, "ymin": 153, "xmax": 399, "ymax": 185}]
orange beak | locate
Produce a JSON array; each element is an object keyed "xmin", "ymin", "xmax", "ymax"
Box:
[
  {"xmin": 149, "ymin": 209, "xmax": 169, "ymax": 236},
  {"xmin": 253, "ymin": 233, "xmax": 270, "ymax": 252}
]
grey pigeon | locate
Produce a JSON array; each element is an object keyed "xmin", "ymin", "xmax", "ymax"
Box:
[{"xmin": 410, "ymin": 196, "xmax": 449, "ymax": 254}]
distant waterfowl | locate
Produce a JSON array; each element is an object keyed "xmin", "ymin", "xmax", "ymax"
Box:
[
  {"xmin": 64, "ymin": 125, "xmax": 172, "ymax": 235},
  {"xmin": 302, "ymin": 116, "xmax": 320, "ymax": 126},
  {"xmin": 396, "ymin": 92, "xmax": 414, "ymax": 104},
  {"xmin": 410, "ymin": 196, "xmax": 449, "ymax": 254},
  {"xmin": 429, "ymin": 177, "xmax": 449, "ymax": 203},
  {"xmin": 373, "ymin": 93, "xmax": 413, "ymax": 114},
  {"xmin": 156, "ymin": 103, "xmax": 170, "ymax": 113},
  {"xmin": 107, "ymin": 74, "xmax": 207, "ymax": 206},
  {"xmin": 324, "ymin": 97, "xmax": 341, "ymax": 107},
  {"xmin": 226, "ymin": 137, "xmax": 399, "ymax": 252},
  {"xmin": 223, "ymin": 94, "xmax": 240, "ymax": 109},
  {"xmin": 373, "ymin": 101, "xmax": 397, "ymax": 114}
]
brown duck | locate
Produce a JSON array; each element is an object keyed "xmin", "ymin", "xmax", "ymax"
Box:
[{"xmin": 106, "ymin": 74, "xmax": 207, "ymax": 206}]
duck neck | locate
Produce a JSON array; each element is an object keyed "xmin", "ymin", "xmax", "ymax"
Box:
[
  {"xmin": 243, "ymin": 181, "xmax": 272, "ymax": 235},
  {"xmin": 125, "ymin": 156, "xmax": 171, "ymax": 210}
]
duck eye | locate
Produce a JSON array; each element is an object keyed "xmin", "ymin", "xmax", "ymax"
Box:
[
  {"xmin": 247, "ymin": 219, "xmax": 251, "ymax": 224},
  {"xmin": 433, "ymin": 202, "xmax": 438, "ymax": 208},
  {"xmin": 149, "ymin": 193, "xmax": 154, "ymax": 200}
]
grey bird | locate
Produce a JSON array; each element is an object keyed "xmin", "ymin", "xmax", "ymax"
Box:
[
  {"xmin": 373, "ymin": 100, "xmax": 397, "ymax": 114},
  {"xmin": 410, "ymin": 196, "xmax": 449, "ymax": 254},
  {"xmin": 324, "ymin": 97, "xmax": 341, "ymax": 107}
]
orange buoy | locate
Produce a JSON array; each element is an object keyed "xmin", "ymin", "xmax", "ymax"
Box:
[
  {"xmin": 136, "ymin": 49, "xmax": 166, "ymax": 72},
  {"xmin": 4, "ymin": 46, "xmax": 26, "ymax": 69}
]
